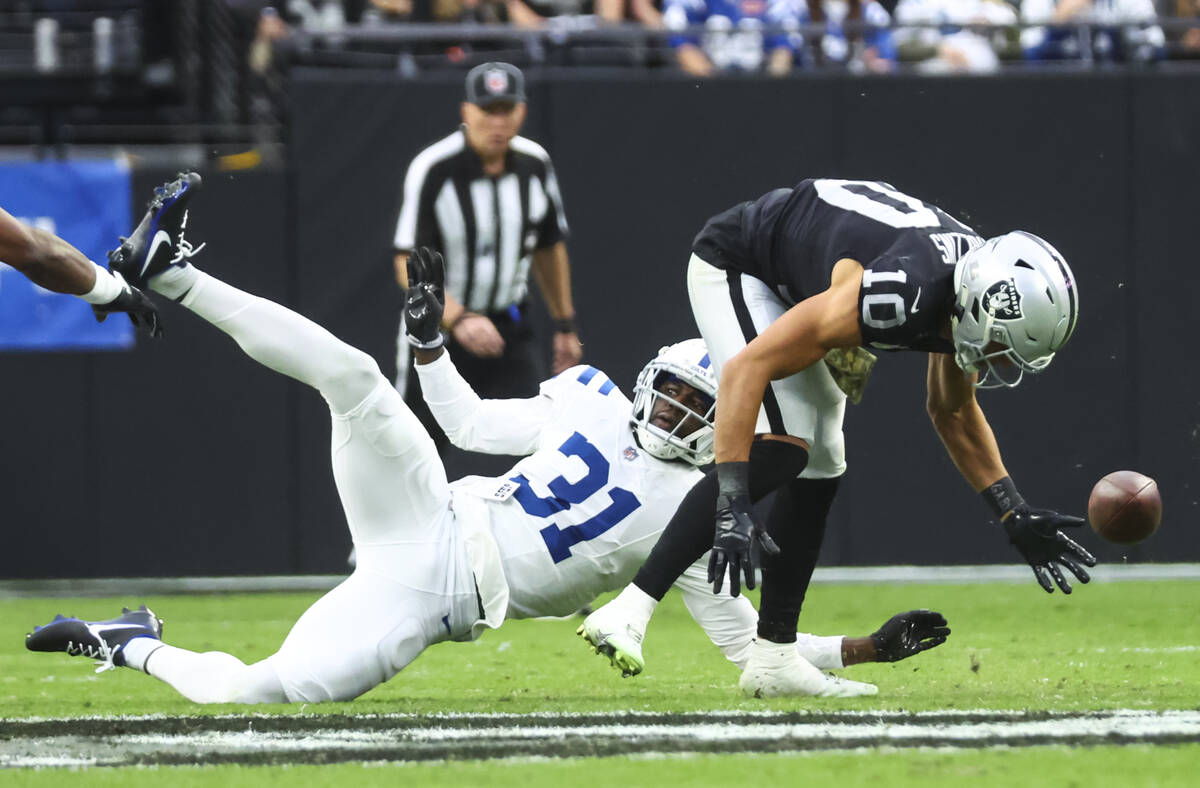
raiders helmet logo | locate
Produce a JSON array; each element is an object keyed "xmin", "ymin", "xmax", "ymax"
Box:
[
  {"xmin": 983, "ymin": 278, "xmax": 1023, "ymax": 320},
  {"xmin": 484, "ymin": 69, "xmax": 509, "ymax": 95}
]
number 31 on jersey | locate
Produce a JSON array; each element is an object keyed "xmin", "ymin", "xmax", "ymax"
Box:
[{"xmin": 508, "ymin": 432, "xmax": 642, "ymax": 563}]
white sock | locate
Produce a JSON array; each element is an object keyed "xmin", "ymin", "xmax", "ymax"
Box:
[
  {"xmin": 751, "ymin": 637, "xmax": 802, "ymax": 665},
  {"xmin": 79, "ymin": 261, "xmax": 122, "ymax": 304},
  {"xmin": 141, "ymin": 643, "xmax": 287, "ymax": 704},
  {"xmin": 120, "ymin": 636, "xmax": 164, "ymax": 672},
  {"xmin": 611, "ymin": 584, "xmax": 658, "ymax": 631},
  {"xmin": 179, "ymin": 270, "xmax": 381, "ymax": 414},
  {"xmin": 148, "ymin": 262, "xmax": 199, "ymax": 300},
  {"xmin": 795, "ymin": 634, "xmax": 845, "ymax": 670}
]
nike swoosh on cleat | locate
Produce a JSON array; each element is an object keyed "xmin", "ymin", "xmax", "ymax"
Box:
[
  {"xmin": 141, "ymin": 230, "xmax": 173, "ymax": 278},
  {"xmin": 89, "ymin": 623, "xmax": 141, "ymax": 635}
]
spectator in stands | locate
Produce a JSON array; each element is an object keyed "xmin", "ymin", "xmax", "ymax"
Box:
[
  {"xmin": 370, "ymin": 0, "xmax": 509, "ymax": 23},
  {"xmin": 224, "ymin": 2, "xmax": 302, "ymax": 130},
  {"xmin": 893, "ymin": 0, "xmax": 1017, "ymax": 73},
  {"xmin": 1020, "ymin": 0, "xmax": 1165, "ymax": 62},
  {"xmin": 384, "ymin": 0, "xmax": 595, "ymax": 29},
  {"xmin": 663, "ymin": 0, "xmax": 801, "ymax": 76},
  {"xmin": 1173, "ymin": 0, "xmax": 1200, "ymax": 56},
  {"xmin": 803, "ymin": 0, "xmax": 858, "ymax": 63},
  {"xmin": 596, "ymin": 0, "xmax": 663, "ymax": 27},
  {"xmin": 799, "ymin": 0, "xmax": 896, "ymax": 72}
]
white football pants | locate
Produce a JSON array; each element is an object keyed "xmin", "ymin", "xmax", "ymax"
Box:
[
  {"xmin": 140, "ymin": 270, "xmax": 480, "ymax": 703},
  {"xmin": 686, "ymin": 254, "xmax": 847, "ymax": 478}
]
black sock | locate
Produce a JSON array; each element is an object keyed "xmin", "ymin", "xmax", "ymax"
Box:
[
  {"xmin": 632, "ymin": 439, "xmax": 809, "ymax": 600},
  {"xmin": 756, "ymin": 476, "xmax": 842, "ymax": 643}
]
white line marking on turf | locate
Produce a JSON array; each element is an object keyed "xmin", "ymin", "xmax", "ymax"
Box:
[
  {"xmin": 5, "ymin": 756, "xmax": 99, "ymax": 768},
  {"xmin": 3, "ymin": 710, "xmax": 1198, "ymax": 768},
  {"xmin": 1, "ymin": 708, "xmax": 1194, "ymax": 724},
  {"xmin": 395, "ymin": 714, "xmax": 1200, "ymax": 744}
]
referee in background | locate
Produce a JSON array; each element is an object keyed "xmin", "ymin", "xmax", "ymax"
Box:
[{"xmin": 392, "ymin": 61, "xmax": 582, "ymax": 478}]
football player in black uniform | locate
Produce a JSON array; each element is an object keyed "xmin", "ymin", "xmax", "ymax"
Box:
[{"xmin": 580, "ymin": 178, "xmax": 1092, "ymax": 697}]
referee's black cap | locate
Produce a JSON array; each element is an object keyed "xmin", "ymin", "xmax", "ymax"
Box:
[{"xmin": 465, "ymin": 62, "xmax": 526, "ymax": 107}]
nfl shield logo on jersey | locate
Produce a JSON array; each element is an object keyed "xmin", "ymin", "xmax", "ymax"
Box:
[
  {"xmin": 623, "ymin": 446, "xmax": 639, "ymax": 462},
  {"xmin": 485, "ymin": 68, "xmax": 509, "ymax": 95},
  {"xmin": 983, "ymin": 278, "xmax": 1023, "ymax": 320}
]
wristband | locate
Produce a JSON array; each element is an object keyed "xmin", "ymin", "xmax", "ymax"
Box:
[
  {"xmin": 405, "ymin": 332, "xmax": 444, "ymax": 350},
  {"xmin": 80, "ymin": 262, "xmax": 123, "ymax": 305},
  {"xmin": 554, "ymin": 317, "xmax": 578, "ymax": 334},
  {"xmin": 715, "ymin": 461, "xmax": 751, "ymax": 499},
  {"xmin": 981, "ymin": 475, "xmax": 1025, "ymax": 519}
]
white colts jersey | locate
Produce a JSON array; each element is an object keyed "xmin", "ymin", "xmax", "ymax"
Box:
[
  {"xmin": 415, "ymin": 353, "xmax": 846, "ymax": 672},
  {"xmin": 478, "ymin": 368, "xmax": 702, "ymax": 619}
]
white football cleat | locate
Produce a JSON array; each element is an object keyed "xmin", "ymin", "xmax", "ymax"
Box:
[
  {"xmin": 738, "ymin": 638, "xmax": 878, "ymax": 698},
  {"xmin": 577, "ymin": 601, "xmax": 646, "ymax": 678}
]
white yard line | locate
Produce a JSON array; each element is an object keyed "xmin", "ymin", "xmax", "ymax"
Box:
[
  {"xmin": 3, "ymin": 710, "xmax": 1199, "ymax": 768},
  {"xmin": 1, "ymin": 708, "xmax": 1194, "ymax": 725}
]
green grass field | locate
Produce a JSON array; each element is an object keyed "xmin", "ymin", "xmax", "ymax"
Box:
[{"xmin": 3, "ymin": 578, "xmax": 1199, "ymax": 783}]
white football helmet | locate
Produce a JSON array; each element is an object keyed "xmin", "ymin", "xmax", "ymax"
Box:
[
  {"xmin": 950, "ymin": 230, "xmax": 1079, "ymax": 389},
  {"xmin": 630, "ymin": 339, "xmax": 718, "ymax": 466}
]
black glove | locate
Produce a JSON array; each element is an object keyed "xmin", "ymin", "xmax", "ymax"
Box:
[
  {"xmin": 404, "ymin": 247, "xmax": 445, "ymax": 349},
  {"xmin": 1003, "ymin": 504, "xmax": 1097, "ymax": 594},
  {"xmin": 92, "ymin": 272, "xmax": 163, "ymax": 339},
  {"xmin": 707, "ymin": 462, "xmax": 780, "ymax": 597},
  {"xmin": 870, "ymin": 609, "xmax": 951, "ymax": 662}
]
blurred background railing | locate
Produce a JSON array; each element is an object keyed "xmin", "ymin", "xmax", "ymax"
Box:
[{"xmin": 1, "ymin": 1, "xmax": 1199, "ymax": 147}]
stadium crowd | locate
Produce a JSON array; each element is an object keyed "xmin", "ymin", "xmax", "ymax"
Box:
[
  {"xmin": 260, "ymin": 0, "xmax": 1189, "ymax": 71},
  {"xmin": 4, "ymin": 1, "xmax": 1197, "ymax": 77},
  {"xmin": 1, "ymin": 0, "xmax": 1196, "ymax": 147}
]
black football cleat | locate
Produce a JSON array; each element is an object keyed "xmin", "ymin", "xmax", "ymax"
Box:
[
  {"xmin": 26, "ymin": 605, "xmax": 163, "ymax": 673},
  {"xmin": 107, "ymin": 171, "xmax": 204, "ymax": 288}
]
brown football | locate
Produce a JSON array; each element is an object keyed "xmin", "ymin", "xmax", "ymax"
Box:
[{"xmin": 1087, "ymin": 471, "xmax": 1162, "ymax": 545}]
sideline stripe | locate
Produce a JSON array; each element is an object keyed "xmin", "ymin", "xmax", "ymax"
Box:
[
  {"xmin": 2, "ymin": 710, "xmax": 1198, "ymax": 768},
  {"xmin": 2, "ymin": 709, "xmax": 1196, "ymax": 735},
  {"xmin": 3, "ymin": 564, "xmax": 1199, "ymax": 598}
]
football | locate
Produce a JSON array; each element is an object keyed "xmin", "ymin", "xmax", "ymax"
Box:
[{"xmin": 1087, "ymin": 471, "xmax": 1163, "ymax": 545}]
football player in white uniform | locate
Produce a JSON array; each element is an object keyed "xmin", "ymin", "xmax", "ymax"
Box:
[{"xmin": 25, "ymin": 175, "xmax": 948, "ymax": 702}]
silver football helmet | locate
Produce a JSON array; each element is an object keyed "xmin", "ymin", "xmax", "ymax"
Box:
[
  {"xmin": 950, "ymin": 230, "xmax": 1079, "ymax": 389},
  {"xmin": 630, "ymin": 339, "xmax": 718, "ymax": 466}
]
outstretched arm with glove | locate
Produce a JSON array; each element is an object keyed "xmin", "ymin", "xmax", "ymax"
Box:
[
  {"xmin": 926, "ymin": 353, "xmax": 1096, "ymax": 593},
  {"xmin": 406, "ymin": 246, "xmax": 555, "ymax": 457}
]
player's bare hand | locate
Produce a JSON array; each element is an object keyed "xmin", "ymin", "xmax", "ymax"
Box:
[
  {"xmin": 552, "ymin": 331, "xmax": 582, "ymax": 375},
  {"xmin": 870, "ymin": 609, "xmax": 950, "ymax": 662},
  {"xmin": 452, "ymin": 313, "xmax": 505, "ymax": 358},
  {"xmin": 1002, "ymin": 505, "xmax": 1096, "ymax": 594},
  {"xmin": 92, "ymin": 273, "xmax": 163, "ymax": 339}
]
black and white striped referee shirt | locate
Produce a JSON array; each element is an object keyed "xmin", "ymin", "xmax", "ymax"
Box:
[{"xmin": 393, "ymin": 127, "xmax": 569, "ymax": 314}]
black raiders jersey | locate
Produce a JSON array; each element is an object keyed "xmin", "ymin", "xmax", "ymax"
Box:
[{"xmin": 692, "ymin": 178, "xmax": 984, "ymax": 353}]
